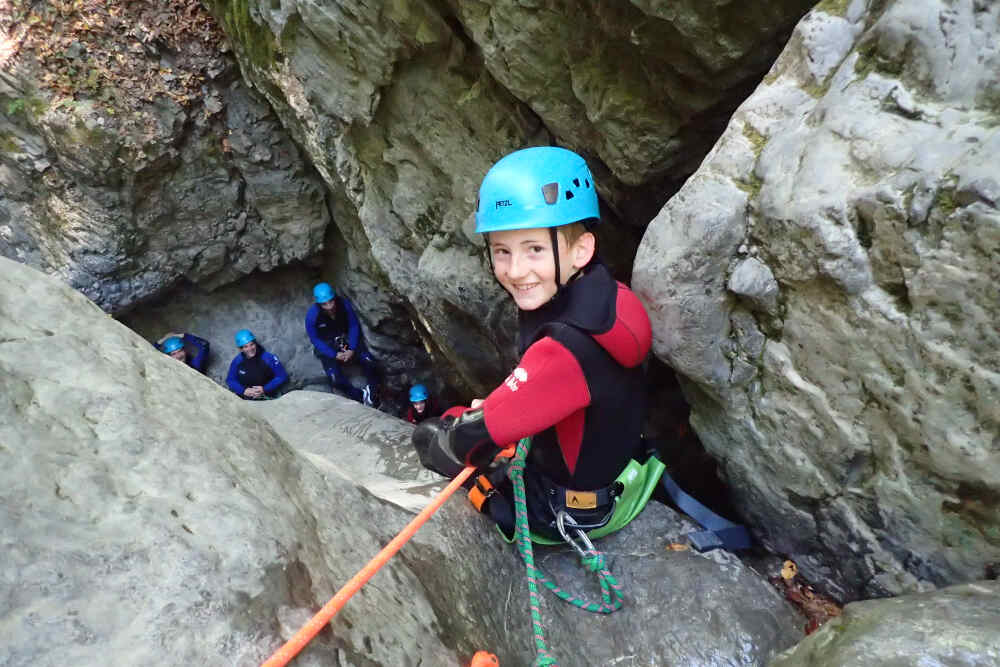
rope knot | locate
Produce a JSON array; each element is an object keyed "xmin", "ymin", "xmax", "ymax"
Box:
[{"xmin": 580, "ymin": 551, "xmax": 606, "ymax": 572}]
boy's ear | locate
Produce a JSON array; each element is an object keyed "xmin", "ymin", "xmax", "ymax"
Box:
[{"xmin": 571, "ymin": 231, "xmax": 596, "ymax": 268}]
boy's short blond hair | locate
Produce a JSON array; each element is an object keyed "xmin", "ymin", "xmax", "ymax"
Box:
[{"xmin": 557, "ymin": 221, "xmax": 592, "ymax": 247}]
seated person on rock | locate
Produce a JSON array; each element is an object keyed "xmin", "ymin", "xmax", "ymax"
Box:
[
  {"xmin": 305, "ymin": 282, "xmax": 380, "ymax": 407},
  {"xmin": 156, "ymin": 332, "xmax": 210, "ymax": 373},
  {"xmin": 405, "ymin": 383, "xmax": 442, "ymax": 424},
  {"xmin": 226, "ymin": 329, "xmax": 288, "ymax": 400},
  {"xmin": 412, "ymin": 146, "xmax": 656, "ymax": 544}
]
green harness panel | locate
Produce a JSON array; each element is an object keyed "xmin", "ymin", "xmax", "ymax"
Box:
[{"xmin": 499, "ymin": 452, "xmax": 666, "ymax": 545}]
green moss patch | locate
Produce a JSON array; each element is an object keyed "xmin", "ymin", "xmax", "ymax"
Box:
[
  {"xmin": 815, "ymin": 0, "xmax": 851, "ymax": 17},
  {"xmin": 206, "ymin": 0, "xmax": 279, "ymax": 71},
  {"xmin": 742, "ymin": 122, "xmax": 768, "ymax": 157}
]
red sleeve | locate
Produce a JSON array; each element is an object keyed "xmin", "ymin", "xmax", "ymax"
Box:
[
  {"xmin": 442, "ymin": 405, "xmax": 467, "ymax": 419},
  {"xmin": 481, "ymin": 336, "xmax": 591, "ymax": 446},
  {"xmin": 591, "ymin": 282, "xmax": 652, "ymax": 368}
]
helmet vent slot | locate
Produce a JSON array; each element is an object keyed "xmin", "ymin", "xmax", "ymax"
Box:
[
  {"xmin": 572, "ymin": 178, "xmax": 580, "ymax": 187},
  {"xmin": 541, "ymin": 182, "xmax": 559, "ymax": 204},
  {"xmin": 585, "ymin": 179, "xmax": 590, "ymax": 188},
  {"xmin": 565, "ymin": 190, "xmax": 575, "ymax": 200}
]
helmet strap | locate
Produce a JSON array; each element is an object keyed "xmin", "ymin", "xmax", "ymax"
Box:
[
  {"xmin": 484, "ymin": 232, "xmax": 495, "ymax": 274},
  {"xmin": 551, "ymin": 227, "xmax": 562, "ymax": 289}
]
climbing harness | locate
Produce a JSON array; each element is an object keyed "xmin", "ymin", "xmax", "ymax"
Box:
[
  {"xmin": 508, "ymin": 437, "xmax": 625, "ymax": 667},
  {"xmin": 492, "ymin": 454, "xmax": 665, "ymax": 546}
]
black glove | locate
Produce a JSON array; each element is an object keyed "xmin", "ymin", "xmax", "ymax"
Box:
[
  {"xmin": 412, "ymin": 409, "xmax": 500, "ymax": 478},
  {"xmin": 413, "ymin": 416, "xmax": 465, "ymax": 478}
]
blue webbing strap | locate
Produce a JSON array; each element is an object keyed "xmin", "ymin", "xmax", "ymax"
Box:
[{"xmin": 659, "ymin": 470, "xmax": 753, "ymax": 552}]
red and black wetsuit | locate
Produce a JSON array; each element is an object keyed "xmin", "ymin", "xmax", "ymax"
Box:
[{"xmin": 449, "ymin": 260, "xmax": 652, "ymax": 493}]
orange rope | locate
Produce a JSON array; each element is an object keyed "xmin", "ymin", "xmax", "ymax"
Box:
[{"xmin": 262, "ymin": 466, "xmax": 476, "ymax": 667}]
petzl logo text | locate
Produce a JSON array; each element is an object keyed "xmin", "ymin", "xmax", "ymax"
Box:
[{"xmin": 495, "ymin": 199, "xmax": 511, "ymax": 209}]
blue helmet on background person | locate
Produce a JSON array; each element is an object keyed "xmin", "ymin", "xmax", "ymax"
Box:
[
  {"xmin": 409, "ymin": 384, "xmax": 429, "ymax": 402},
  {"xmin": 313, "ymin": 282, "xmax": 335, "ymax": 303},
  {"xmin": 234, "ymin": 329, "xmax": 256, "ymax": 347},
  {"xmin": 475, "ymin": 146, "xmax": 600, "ymax": 233},
  {"xmin": 162, "ymin": 336, "xmax": 184, "ymax": 354}
]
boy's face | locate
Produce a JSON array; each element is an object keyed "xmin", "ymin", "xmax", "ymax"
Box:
[
  {"xmin": 412, "ymin": 400, "xmax": 426, "ymax": 413},
  {"xmin": 488, "ymin": 227, "xmax": 594, "ymax": 311}
]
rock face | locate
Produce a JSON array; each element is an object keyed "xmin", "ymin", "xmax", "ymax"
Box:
[
  {"xmin": 633, "ymin": 0, "xmax": 1000, "ymax": 601},
  {"xmin": 1, "ymin": 256, "xmax": 805, "ymax": 665},
  {"xmin": 0, "ymin": 76, "xmax": 329, "ymax": 313},
  {"xmin": 196, "ymin": 0, "xmax": 814, "ymax": 395},
  {"xmin": 770, "ymin": 581, "xmax": 1000, "ymax": 667},
  {"xmin": 1, "ymin": 27, "xmax": 329, "ymax": 313}
]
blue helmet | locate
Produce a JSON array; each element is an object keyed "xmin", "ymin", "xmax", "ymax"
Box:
[
  {"xmin": 313, "ymin": 282, "xmax": 335, "ymax": 303},
  {"xmin": 475, "ymin": 146, "xmax": 600, "ymax": 233},
  {"xmin": 162, "ymin": 336, "xmax": 184, "ymax": 354},
  {"xmin": 234, "ymin": 329, "xmax": 256, "ymax": 347},
  {"xmin": 409, "ymin": 384, "xmax": 429, "ymax": 402}
]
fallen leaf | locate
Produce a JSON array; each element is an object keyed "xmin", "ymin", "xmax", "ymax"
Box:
[
  {"xmin": 781, "ymin": 559, "xmax": 798, "ymax": 580},
  {"xmin": 666, "ymin": 542, "xmax": 690, "ymax": 551}
]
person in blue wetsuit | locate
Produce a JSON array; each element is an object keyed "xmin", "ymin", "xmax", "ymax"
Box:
[
  {"xmin": 156, "ymin": 332, "xmax": 210, "ymax": 373},
  {"xmin": 226, "ymin": 329, "xmax": 288, "ymax": 400},
  {"xmin": 305, "ymin": 282, "xmax": 380, "ymax": 407}
]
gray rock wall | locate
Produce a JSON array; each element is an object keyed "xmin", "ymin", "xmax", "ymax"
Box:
[
  {"xmin": 0, "ymin": 57, "xmax": 329, "ymax": 313},
  {"xmin": 633, "ymin": 0, "xmax": 1000, "ymax": 601},
  {"xmin": 202, "ymin": 0, "xmax": 813, "ymax": 395}
]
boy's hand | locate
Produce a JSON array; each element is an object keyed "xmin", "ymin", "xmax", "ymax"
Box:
[
  {"xmin": 412, "ymin": 417, "xmax": 465, "ymax": 478},
  {"xmin": 470, "ymin": 398, "xmax": 485, "ymax": 409}
]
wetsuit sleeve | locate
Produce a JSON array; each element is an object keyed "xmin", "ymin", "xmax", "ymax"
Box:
[
  {"xmin": 481, "ymin": 337, "xmax": 590, "ymax": 446},
  {"xmin": 263, "ymin": 352, "xmax": 289, "ymax": 393},
  {"xmin": 306, "ymin": 305, "xmax": 339, "ymax": 358},
  {"xmin": 226, "ymin": 356, "xmax": 245, "ymax": 395},
  {"xmin": 183, "ymin": 333, "xmax": 209, "ymax": 372},
  {"xmin": 342, "ymin": 297, "xmax": 361, "ymax": 350}
]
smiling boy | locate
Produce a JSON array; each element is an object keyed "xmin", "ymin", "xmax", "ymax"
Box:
[{"xmin": 413, "ymin": 146, "xmax": 656, "ymax": 542}]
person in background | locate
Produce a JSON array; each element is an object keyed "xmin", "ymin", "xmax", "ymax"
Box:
[
  {"xmin": 225, "ymin": 329, "xmax": 288, "ymax": 400},
  {"xmin": 305, "ymin": 282, "xmax": 381, "ymax": 407},
  {"xmin": 156, "ymin": 332, "xmax": 210, "ymax": 373},
  {"xmin": 405, "ymin": 383, "xmax": 442, "ymax": 424}
]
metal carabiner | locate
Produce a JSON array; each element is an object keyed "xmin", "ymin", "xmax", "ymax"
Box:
[{"xmin": 555, "ymin": 510, "xmax": 597, "ymax": 559}]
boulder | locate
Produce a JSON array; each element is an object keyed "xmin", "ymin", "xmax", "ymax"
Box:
[
  {"xmin": 770, "ymin": 581, "xmax": 1000, "ymax": 666},
  {"xmin": 633, "ymin": 0, "xmax": 1000, "ymax": 600}
]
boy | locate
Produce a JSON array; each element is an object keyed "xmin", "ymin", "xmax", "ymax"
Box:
[
  {"xmin": 413, "ymin": 146, "xmax": 654, "ymax": 541},
  {"xmin": 405, "ymin": 383, "xmax": 442, "ymax": 424},
  {"xmin": 305, "ymin": 282, "xmax": 380, "ymax": 407},
  {"xmin": 156, "ymin": 332, "xmax": 210, "ymax": 373},
  {"xmin": 226, "ymin": 329, "xmax": 289, "ymax": 400}
]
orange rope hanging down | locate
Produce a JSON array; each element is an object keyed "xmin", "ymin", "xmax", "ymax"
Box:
[{"xmin": 262, "ymin": 466, "xmax": 476, "ymax": 667}]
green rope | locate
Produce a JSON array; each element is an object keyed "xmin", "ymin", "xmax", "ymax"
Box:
[{"xmin": 507, "ymin": 437, "xmax": 625, "ymax": 666}]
